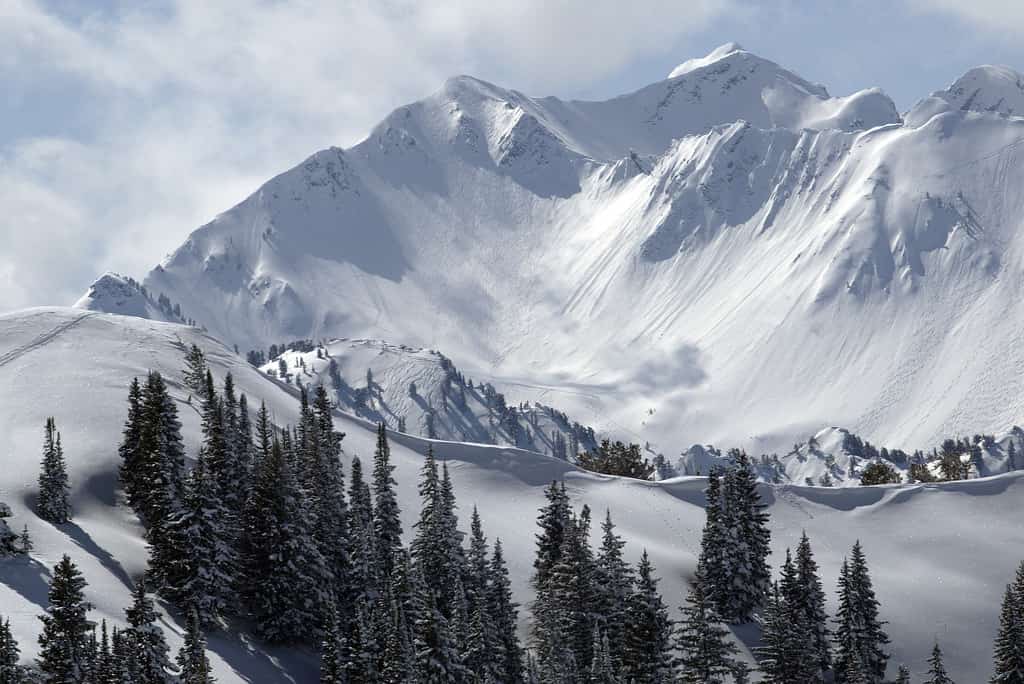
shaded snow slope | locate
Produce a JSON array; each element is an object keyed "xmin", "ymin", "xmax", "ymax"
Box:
[
  {"xmin": 1, "ymin": 308, "xmax": 1023, "ymax": 680},
  {"xmin": 80, "ymin": 45, "xmax": 1024, "ymax": 469},
  {"xmin": 263, "ymin": 339, "xmax": 599, "ymax": 458}
]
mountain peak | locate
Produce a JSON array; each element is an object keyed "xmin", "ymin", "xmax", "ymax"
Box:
[
  {"xmin": 940, "ymin": 64, "xmax": 1024, "ymax": 116},
  {"xmin": 667, "ymin": 41, "xmax": 748, "ymax": 79}
]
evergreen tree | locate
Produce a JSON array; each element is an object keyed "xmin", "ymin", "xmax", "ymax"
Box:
[
  {"xmin": 177, "ymin": 608, "xmax": 214, "ymax": 684},
  {"xmin": 719, "ymin": 450, "xmax": 771, "ymax": 623},
  {"xmin": 696, "ymin": 468, "xmax": 727, "ymax": 615},
  {"xmin": 834, "ymin": 542, "xmax": 889, "ymax": 684},
  {"xmin": 758, "ymin": 556, "xmax": 818, "ymax": 684},
  {"xmin": 488, "ymin": 540, "xmax": 525, "ymax": 684},
  {"xmin": 991, "ymin": 582, "xmax": 1024, "ymax": 683},
  {"xmin": 673, "ymin": 566, "xmax": 738, "ymax": 684},
  {"xmin": 896, "ymin": 664, "xmax": 911, "ymax": 684},
  {"xmin": 592, "ymin": 510, "xmax": 633, "ymax": 674},
  {"xmin": 38, "ymin": 417, "xmax": 71, "ymax": 524},
  {"xmin": 112, "ymin": 626, "xmax": 140, "ymax": 684},
  {"xmin": 171, "ymin": 447, "xmax": 235, "ymax": 625},
  {"xmin": 306, "ymin": 387, "xmax": 350, "ymax": 605},
  {"xmin": 347, "ymin": 455, "xmax": 378, "ymax": 605},
  {"xmin": 620, "ymin": 550, "xmax": 673, "ymax": 683},
  {"xmin": 925, "ymin": 642, "xmax": 954, "ymax": 684},
  {"xmin": 412, "ymin": 566, "xmax": 467, "ymax": 683},
  {"xmin": 117, "ymin": 378, "xmax": 145, "ymax": 507},
  {"xmin": 18, "ymin": 526, "xmax": 32, "ymax": 555},
  {"xmin": 795, "ymin": 531, "xmax": 830, "ymax": 675},
  {"xmin": 92, "ymin": 620, "xmax": 114, "ymax": 684},
  {"xmin": 0, "ymin": 504, "xmax": 18, "ymax": 557},
  {"xmin": 123, "ymin": 580, "xmax": 174, "ymax": 682},
  {"xmin": 373, "ymin": 423, "xmax": 403, "ymax": 582},
  {"xmin": 0, "ymin": 616, "xmax": 22, "ymax": 683},
  {"xmin": 319, "ymin": 608, "xmax": 345, "ymax": 684},
  {"xmin": 589, "ymin": 629, "xmax": 618, "ymax": 684},
  {"xmin": 532, "ymin": 481, "xmax": 571, "ymax": 593},
  {"xmin": 37, "ymin": 555, "xmax": 94, "ymax": 682},
  {"xmin": 242, "ymin": 430, "xmax": 330, "ymax": 643},
  {"xmin": 182, "ymin": 344, "xmax": 208, "ymax": 399}
]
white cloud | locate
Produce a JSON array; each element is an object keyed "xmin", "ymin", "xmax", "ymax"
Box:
[
  {"xmin": 903, "ymin": 0, "xmax": 1024, "ymax": 37},
  {"xmin": 0, "ymin": 0, "xmax": 731, "ymax": 311}
]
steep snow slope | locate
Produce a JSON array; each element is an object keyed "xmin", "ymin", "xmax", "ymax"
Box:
[
  {"xmin": 2, "ymin": 308, "xmax": 1024, "ymax": 680},
  {"xmin": 74, "ymin": 273, "xmax": 194, "ymax": 326},
  {"xmin": 81, "ymin": 44, "xmax": 1024, "ymax": 472},
  {"xmin": 262, "ymin": 339, "xmax": 598, "ymax": 457}
]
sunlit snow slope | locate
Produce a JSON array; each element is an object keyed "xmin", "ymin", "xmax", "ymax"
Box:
[
  {"xmin": 1, "ymin": 308, "xmax": 1022, "ymax": 681},
  {"xmin": 79, "ymin": 44, "xmax": 1024, "ymax": 457}
]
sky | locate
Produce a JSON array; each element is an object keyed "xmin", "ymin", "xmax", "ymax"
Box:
[{"xmin": 4, "ymin": 0, "xmax": 1024, "ymax": 312}]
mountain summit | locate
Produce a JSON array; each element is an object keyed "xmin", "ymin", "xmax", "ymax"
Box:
[{"xmin": 78, "ymin": 45, "xmax": 1024, "ymax": 453}]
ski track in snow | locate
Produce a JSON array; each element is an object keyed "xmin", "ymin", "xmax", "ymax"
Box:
[{"xmin": 0, "ymin": 312, "xmax": 94, "ymax": 369}]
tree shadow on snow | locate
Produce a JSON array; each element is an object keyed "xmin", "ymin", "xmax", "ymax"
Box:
[
  {"xmin": 63, "ymin": 522, "xmax": 134, "ymax": 592},
  {"xmin": 205, "ymin": 627, "xmax": 318, "ymax": 683},
  {"xmin": 0, "ymin": 555, "xmax": 52, "ymax": 610}
]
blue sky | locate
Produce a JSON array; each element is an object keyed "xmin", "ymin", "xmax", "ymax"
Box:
[{"xmin": 3, "ymin": 0, "xmax": 1024, "ymax": 311}]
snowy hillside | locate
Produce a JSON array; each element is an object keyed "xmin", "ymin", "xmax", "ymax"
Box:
[
  {"xmin": 260, "ymin": 339, "xmax": 599, "ymax": 458},
  {"xmin": 74, "ymin": 273, "xmax": 197, "ymax": 327},
  {"xmin": 1, "ymin": 307, "xmax": 1023, "ymax": 681},
  {"xmin": 71, "ymin": 43, "xmax": 1024, "ymax": 460}
]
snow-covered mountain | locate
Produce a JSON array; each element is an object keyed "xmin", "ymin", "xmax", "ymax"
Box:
[
  {"xmin": 2, "ymin": 306, "xmax": 1023, "ymax": 682},
  {"xmin": 76, "ymin": 43, "xmax": 1024, "ymax": 458}
]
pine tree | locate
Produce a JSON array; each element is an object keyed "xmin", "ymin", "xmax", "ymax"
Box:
[
  {"xmin": 0, "ymin": 616, "xmax": 22, "ymax": 683},
  {"xmin": 532, "ymin": 481, "xmax": 571, "ymax": 593},
  {"xmin": 92, "ymin": 619, "xmax": 114, "ymax": 684},
  {"xmin": 37, "ymin": 555, "xmax": 94, "ymax": 682},
  {"xmin": 319, "ymin": 608, "xmax": 345, "ymax": 684},
  {"xmin": 112, "ymin": 626, "xmax": 140, "ymax": 683},
  {"xmin": 991, "ymin": 582, "xmax": 1024, "ymax": 683},
  {"xmin": 38, "ymin": 417, "xmax": 71, "ymax": 524},
  {"xmin": 242, "ymin": 430, "xmax": 330, "ymax": 643},
  {"xmin": 896, "ymin": 664, "xmax": 911, "ymax": 684},
  {"xmin": 123, "ymin": 580, "xmax": 174, "ymax": 682},
  {"xmin": 412, "ymin": 566, "xmax": 467, "ymax": 683},
  {"xmin": 795, "ymin": 531, "xmax": 830, "ymax": 676},
  {"xmin": 373, "ymin": 423, "xmax": 403, "ymax": 582},
  {"xmin": 182, "ymin": 344, "xmax": 208, "ymax": 399},
  {"xmin": 589, "ymin": 628, "xmax": 618, "ymax": 684},
  {"xmin": 463, "ymin": 507, "xmax": 495, "ymax": 681},
  {"xmin": 347, "ymin": 455, "xmax": 378, "ymax": 605},
  {"xmin": 925, "ymin": 642, "xmax": 954, "ymax": 684},
  {"xmin": 18, "ymin": 526, "xmax": 32, "ymax": 555},
  {"xmin": 620, "ymin": 550, "xmax": 673, "ymax": 683},
  {"xmin": 488, "ymin": 539, "xmax": 525, "ymax": 684},
  {"xmin": 593, "ymin": 510, "xmax": 633, "ymax": 674},
  {"xmin": 758, "ymin": 557, "xmax": 817, "ymax": 684},
  {"xmin": 0, "ymin": 504, "xmax": 18, "ymax": 557},
  {"xmin": 118, "ymin": 377, "xmax": 145, "ymax": 507},
  {"xmin": 673, "ymin": 566, "xmax": 738, "ymax": 684},
  {"xmin": 834, "ymin": 542, "xmax": 889, "ymax": 684},
  {"xmin": 719, "ymin": 450, "xmax": 771, "ymax": 623},
  {"xmin": 177, "ymin": 608, "xmax": 214, "ymax": 684},
  {"xmin": 696, "ymin": 467, "xmax": 727, "ymax": 615}
]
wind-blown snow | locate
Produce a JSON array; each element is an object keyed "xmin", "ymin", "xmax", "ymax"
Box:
[{"xmin": 0, "ymin": 308, "xmax": 1022, "ymax": 681}]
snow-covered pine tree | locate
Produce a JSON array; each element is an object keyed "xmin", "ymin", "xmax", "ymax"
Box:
[
  {"xmin": 795, "ymin": 530, "xmax": 831, "ymax": 676},
  {"xmin": 488, "ymin": 539, "xmax": 525, "ymax": 684},
  {"xmin": 242, "ymin": 429, "xmax": 331, "ymax": 643},
  {"xmin": 758, "ymin": 553, "xmax": 818, "ymax": 684},
  {"xmin": 347, "ymin": 455, "xmax": 378, "ymax": 605},
  {"xmin": 37, "ymin": 555, "xmax": 94, "ymax": 682},
  {"xmin": 319, "ymin": 607, "xmax": 345, "ymax": 684},
  {"xmin": 306, "ymin": 386, "xmax": 350, "ymax": 604},
  {"xmin": 697, "ymin": 467, "xmax": 728, "ymax": 616},
  {"xmin": 0, "ymin": 616, "xmax": 21, "ymax": 683},
  {"xmin": 123, "ymin": 579, "xmax": 174, "ymax": 682},
  {"xmin": 118, "ymin": 377, "xmax": 145, "ymax": 506},
  {"xmin": 182, "ymin": 344, "xmax": 208, "ymax": 399},
  {"xmin": 412, "ymin": 565, "xmax": 467, "ymax": 683},
  {"xmin": 720, "ymin": 450, "xmax": 771, "ymax": 623},
  {"xmin": 177, "ymin": 608, "xmax": 214, "ymax": 684},
  {"xmin": 373, "ymin": 422, "xmax": 403, "ymax": 582},
  {"xmin": 834, "ymin": 542, "xmax": 890, "ymax": 684},
  {"xmin": 463, "ymin": 507, "xmax": 497, "ymax": 681},
  {"xmin": 93, "ymin": 619, "xmax": 115, "ymax": 684},
  {"xmin": 991, "ymin": 582, "xmax": 1024, "ymax": 683},
  {"xmin": 593, "ymin": 509, "xmax": 633, "ymax": 675},
  {"xmin": 379, "ymin": 594, "xmax": 416, "ymax": 684},
  {"xmin": 171, "ymin": 445, "xmax": 236, "ymax": 625},
  {"xmin": 896, "ymin": 664, "xmax": 911, "ymax": 683},
  {"xmin": 0, "ymin": 503, "xmax": 18, "ymax": 557},
  {"xmin": 112, "ymin": 625, "xmax": 141, "ymax": 683},
  {"xmin": 589, "ymin": 628, "xmax": 618, "ymax": 684},
  {"xmin": 673, "ymin": 564, "xmax": 738, "ymax": 684},
  {"xmin": 439, "ymin": 461, "xmax": 468, "ymax": 618},
  {"xmin": 37, "ymin": 417, "xmax": 71, "ymax": 524},
  {"xmin": 18, "ymin": 526, "xmax": 32, "ymax": 555},
  {"xmin": 219, "ymin": 373, "xmax": 248, "ymax": 524},
  {"xmin": 411, "ymin": 448, "xmax": 447, "ymax": 592},
  {"xmin": 925, "ymin": 642, "xmax": 954, "ymax": 684},
  {"xmin": 620, "ymin": 550, "xmax": 674, "ymax": 683},
  {"xmin": 532, "ymin": 481, "xmax": 571, "ymax": 593}
]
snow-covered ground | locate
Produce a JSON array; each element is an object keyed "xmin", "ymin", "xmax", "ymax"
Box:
[
  {"xmin": 72, "ymin": 43, "xmax": 1024, "ymax": 464},
  {"xmin": 1, "ymin": 307, "xmax": 1022, "ymax": 681}
]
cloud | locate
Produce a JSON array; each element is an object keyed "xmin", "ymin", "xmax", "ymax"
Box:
[
  {"xmin": 903, "ymin": 0, "xmax": 1024, "ymax": 37},
  {"xmin": 0, "ymin": 0, "xmax": 731, "ymax": 311}
]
